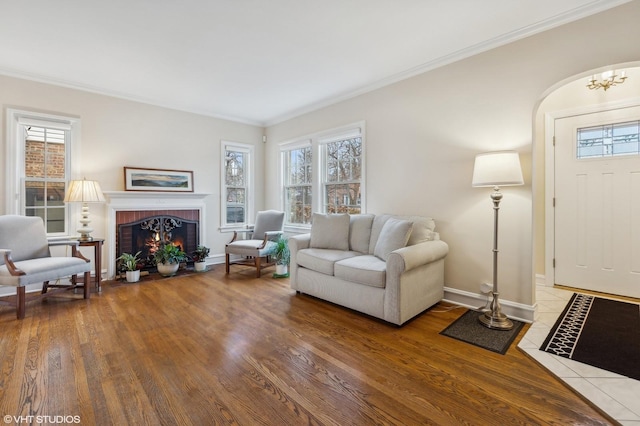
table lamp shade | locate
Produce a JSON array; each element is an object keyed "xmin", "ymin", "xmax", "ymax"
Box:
[
  {"xmin": 472, "ymin": 151, "xmax": 524, "ymax": 187},
  {"xmin": 64, "ymin": 179, "xmax": 106, "ymax": 203}
]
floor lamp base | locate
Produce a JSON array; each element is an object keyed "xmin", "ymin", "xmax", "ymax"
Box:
[{"xmin": 478, "ymin": 310, "xmax": 513, "ymax": 330}]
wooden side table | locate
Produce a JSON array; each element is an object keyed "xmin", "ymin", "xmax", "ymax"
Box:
[{"xmin": 79, "ymin": 238, "xmax": 104, "ymax": 292}]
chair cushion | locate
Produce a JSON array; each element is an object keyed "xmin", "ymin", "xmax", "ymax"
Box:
[
  {"xmin": 0, "ymin": 257, "xmax": 91, "ymax": 287},
  {"xmin": 349, "ymin": 214, "xmax": 374, "ymax": 253},
  {"xmin": 297, "ymin": 248, "xmax": 359, "ymax": 276},
  {"xmin": 373, "ymin": 218, "xmax": 413, "ymax": 261},
  {"xmin": 226, "ymin": 240, "xmax": 276, "ymax": 257},
  {"xmin": 310, "ymin": 213, "xmax": 350, "ymax": 250},
  {"xmin": 335, "ymin": 255, "xmax": 386, "ymax": 288},
  {"xmin": 252, "ymin": 210, "xmax": 285, "ymax": 240},
  {"xmin": 0, "ymin": 215, "xmax": 50, "ymax": 263}
]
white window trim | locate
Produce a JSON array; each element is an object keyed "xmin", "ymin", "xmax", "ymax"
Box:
[
  {"xmin": 279, "ymin": 121, "xmax": 365, "ymax": 231},
  {"xmin": 5, "ymin": 108, "xmax": 80, "ymax": 236},
  {"xmin": 220, "ymin": 140, "xmax": 254, "ymax": 231}
]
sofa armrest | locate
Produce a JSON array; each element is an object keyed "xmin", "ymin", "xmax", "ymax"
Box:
[
  {"xmin": 387, "ymin": 240, "xmax": 449, "ymax": 273},
  {"xmin": 288, "ymin": 234, "xmax": 310, "ymax": 290},
  {"xmin": 289, "ymin": 233, "xmax": 311, "ymax": 253}
]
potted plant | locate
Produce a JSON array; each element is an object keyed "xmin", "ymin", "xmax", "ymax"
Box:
[
  {"xmin": 272, "ymin": 236, "xmax": 290, "ymax": 276},
  {"xmin": 153, "ymin": 243, "xmax": 187, "ymax": 277},
  {"xmin": 117, "ymin": 251, "xmax": 142, "ymax": 283},
  {"xmin": 192, "ymin": 245, "xmax": 210, "ymax": 272}
]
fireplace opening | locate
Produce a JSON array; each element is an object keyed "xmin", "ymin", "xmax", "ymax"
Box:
[{"xmin": 117, "ymin": 214, "xmax": 199, "ymax": 272}]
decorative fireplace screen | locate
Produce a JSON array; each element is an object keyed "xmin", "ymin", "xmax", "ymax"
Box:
[{"xmin": 117, "ymin": 215, "xmax": 199, "ymax": 272}]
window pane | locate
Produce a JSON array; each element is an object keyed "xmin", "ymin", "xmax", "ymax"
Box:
[
  {"xmin": 325, "ymin": 183, "xmax": 361, "ymax": 214},
  {"xmin": 577, "ymin": 120, "xmax": 640, "ymax": 159},
  {"xmin": 325, "ymin": 137, "xmax": 361, "ymax": 182},
  {"xmin": 227, "ymin": 187, "xmax": 245, "ymax": 204},
  {"xmin": 225, "ymin": 150, "xmax": 246, "ymax": 186},
  {"xmin": 226, "ymin": 206, "xmax": 245, "ymax": 224},
  {"xmin": 47, "ymin": 182, "xmax": 66, "ymax": 206},
  {"xmin": 46, "ymin": 141, "xmax": 66, "ymax": 178}
]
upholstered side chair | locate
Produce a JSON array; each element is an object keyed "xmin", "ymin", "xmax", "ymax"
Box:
[
  {"xmin": 225, "ymin": 210, "xmax": 285, "ymax": 278},
  {"xmin": 0, "ymin": 215, "xmax": 92, "ymax": 319}
]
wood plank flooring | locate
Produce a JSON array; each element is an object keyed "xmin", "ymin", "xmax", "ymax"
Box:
[{"xmin": 0, "ymin": 266, "xmax": 614, "ymax": 425}]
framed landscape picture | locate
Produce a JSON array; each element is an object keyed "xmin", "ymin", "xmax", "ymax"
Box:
[{"xmin": 124, "ymin": 167, "xmax": 194, "ymax": 192}]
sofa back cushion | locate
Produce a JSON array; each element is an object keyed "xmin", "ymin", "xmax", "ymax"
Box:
[
  {"xmin": 349, "ymin": 214, "xmax": 374, "ymax": 253},
  {"xmin": 368, "ymin": 214, "xmax": 437, "ymax": 254},
  {"xmin": 310, "ymin": 213, "xmax": 350, "ymax": 250},
  {"xmin": 373, "ymin": 218, "xmax": 413, "ymax": 261}
]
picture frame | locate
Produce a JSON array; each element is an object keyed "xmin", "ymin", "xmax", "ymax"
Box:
[{"xmin": 124, "ymin": 167, "xmax": 194, "ymax": 192}]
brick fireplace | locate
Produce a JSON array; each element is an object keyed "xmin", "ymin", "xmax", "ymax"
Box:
[
  {"xmin": 105, "ymin": 191, "xmax": 208, "ymax": 279},
  {"xmin": 116, "ymin": 210, "xmax": 200, "ymax": 272}
]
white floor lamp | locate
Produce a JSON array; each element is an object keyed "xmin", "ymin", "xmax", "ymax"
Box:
[{"xmin": 472, "ymin": 151, "xmax": 524, "ymax": 330}]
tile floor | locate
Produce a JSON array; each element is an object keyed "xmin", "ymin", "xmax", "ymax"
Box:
[{"xmin": 518, "ymin": 286, "xmax": 640, "ymax": 425}]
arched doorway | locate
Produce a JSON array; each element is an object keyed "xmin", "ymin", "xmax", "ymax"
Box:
[{"xmin": 534, "ymin": 65, "xmax": 640, "ymax": 297}]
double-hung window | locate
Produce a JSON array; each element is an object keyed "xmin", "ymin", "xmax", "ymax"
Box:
[
  {"xmin": 282, "ymin": 141, "xmax": 313, "ymax": 225},
  {"xmin": 320, "ymin": 131, "xmax": 362, "ymax": 214},
  {"xmin": 221, "ymin": 141, "xmax": 253, "ymax": 228},
  {"xmin": 280, "ymin": 122, "xmax": 365, "ymax": 228},
  {"xmin": 6, "ymin": 109, "xmax": 78, "ymax": 236}
]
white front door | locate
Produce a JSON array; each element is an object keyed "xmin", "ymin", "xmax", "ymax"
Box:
[{"xmin": 554, "ymin": 106, "xmax": 640, "ymax": 297}]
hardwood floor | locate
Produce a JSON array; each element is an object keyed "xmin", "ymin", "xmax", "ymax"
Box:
[{"xmin": 0, "ymin": 266, "xmax": 614, "ymax": 425}]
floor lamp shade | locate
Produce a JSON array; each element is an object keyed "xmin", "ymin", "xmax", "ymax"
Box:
[
  {"xmin": 64, "ymin": 179, "xmax": 106, "ymax": 241},
  {"xmin": 472, "ymin": 151, "xmax": 524, "ymax": 187},
  {"xmin": 472, "ymin": 151, "xmax": 523, "ymax": 330}
]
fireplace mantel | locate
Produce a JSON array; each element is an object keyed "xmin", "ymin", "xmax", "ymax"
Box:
[{"xmin": 104, "ymin": 191, "xmax": 210, "ymax": 278}]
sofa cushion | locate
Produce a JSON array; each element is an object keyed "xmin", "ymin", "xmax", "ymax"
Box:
[
  {"xmin": 373, "ymin": 218, "xmax": 413, "ymax": 261},
  {"xmin": 310, "ymin": 213, "xmax": 350, "ymax": 250},
  {"xmin": 397, "ymin": 215, "xmax": 437, "ymax": 245},
  {"xmin": 349, "ymin": 214, "xmax": 374, "ymax": 253},
  {"xmin": 335, "ymin": 255, "xmax": 386, "ymax": 288},
  {"xmin": 297, "ymin": 248, "xmax": 359, "ymax": 276}
]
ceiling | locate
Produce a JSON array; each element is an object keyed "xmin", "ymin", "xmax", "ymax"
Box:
[{"xmin": 0, "ymin": 0, "xmax": 630, "ymax": 126}]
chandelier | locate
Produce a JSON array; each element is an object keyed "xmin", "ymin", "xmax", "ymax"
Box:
[{"xmin": 587, "ymin": 70, "xmax": 627, "ymax": 91}]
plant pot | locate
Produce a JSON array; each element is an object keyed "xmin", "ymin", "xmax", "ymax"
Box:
[
  {"xmin": 157, "ymin": 262, "xmax": 179, "ymax": 277},
  {"xmin": 275, "ymin": 263, "xmax": 288, "ymax": 276},
  {"xmin": 125, "ymin": 270, "xmax": 140, "ymax": 283},
  {"xmin": 194, "ymin": 261, "xmax": 207, "ymax": 272}
]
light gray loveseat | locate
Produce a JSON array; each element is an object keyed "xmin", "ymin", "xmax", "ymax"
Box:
[{"xmin": 289, "ymin": 213, "xmax": 448, "ymax": 325}]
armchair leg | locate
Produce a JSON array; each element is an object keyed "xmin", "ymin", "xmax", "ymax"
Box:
[
  {"xmin": 83, "ymin": 271, "xmax": 90, "ymax": 299},
  {"xmin": 42, "ymin": 281, "xmax": 49, "ymax": 294},
  {"xmin": 17, "ymin": 286, "xmax": 25, "ymax": 320},
  {"xmin": 225, "ymin": 254, "xmax": 230, "ymax": 274}
]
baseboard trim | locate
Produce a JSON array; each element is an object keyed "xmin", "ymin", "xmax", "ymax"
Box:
[{"xmin": 443, "ymin": 286, "xmax": 536, "ymax": 323}]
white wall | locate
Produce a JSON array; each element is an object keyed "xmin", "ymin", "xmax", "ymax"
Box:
[
  {"xmin": 264, "ymin": 1, "xmax": 640, "ymax": 316},
  {"xmin": 0, "ymin": 75, "xmax": 264, "ymax": 270}
]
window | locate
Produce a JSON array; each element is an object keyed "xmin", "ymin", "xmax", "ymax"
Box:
[
  {"xmin": 24, "ymin": 126, "xmax": 67, "ymax": 233},
  {"xmin": 577, "ymin": 120, "xmax": 640, "ymax": 158},
  {"xmin": 280, "ymin": 122, "xmax": 365, "ymax": 227},
  {"xmin": 322, "ymin": 136, "xmax": 362, "ymax": 214},
  {"xmin": 282, "ymin": 143, "xmax": 312, "ymax": 225},
  {"xmin": 6, "ymin": 109, "xmax": 78, "ymax": 236},
  {"xmin": 221, "ymin": 141, "xmax": 253, "ymax": 228}
]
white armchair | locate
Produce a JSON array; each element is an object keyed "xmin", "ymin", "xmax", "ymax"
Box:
[
  {"xmin": 0, "ymin": 215, "xmax": 92, "ymax": 319},
  {"xmin": 225, "ymin": 210, "xmax": 285, "ymax": 278}
]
